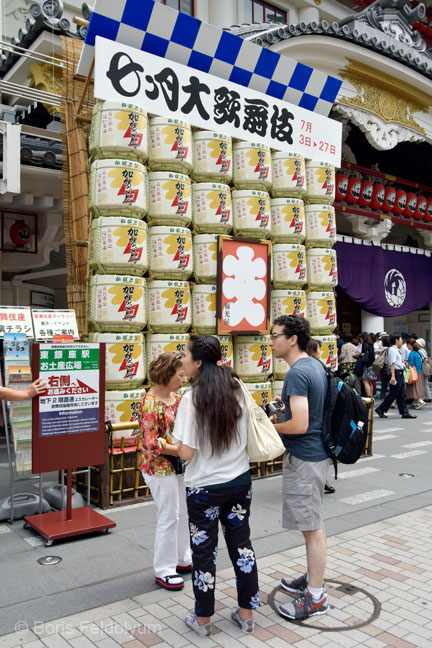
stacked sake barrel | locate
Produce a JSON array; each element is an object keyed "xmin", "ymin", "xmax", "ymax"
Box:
[
  {"xmin": 86, "ymin": 101, "xmax": 339, "ymax": 427},
  {"xmin": 270, "ymin": 154, "xmax": 338, "ymax": 387}
]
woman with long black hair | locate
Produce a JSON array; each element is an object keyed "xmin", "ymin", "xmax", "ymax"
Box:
[{"xmin": 173, "ymin": 335, "xmax": 259, "ymax": 637}]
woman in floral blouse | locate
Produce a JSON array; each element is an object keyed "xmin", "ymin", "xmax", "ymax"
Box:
[
  {"xmin": 173, "ymin": 336, "xmax": 259, "ymax": 637},
  {"xmin": 138, "ymin": 352, "xmax": 191, "ymax": 591}
]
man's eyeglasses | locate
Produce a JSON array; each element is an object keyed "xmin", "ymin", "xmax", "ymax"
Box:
[{"xmin": 270, "ymin": 332, "xmax": 286, "ymax": 340}]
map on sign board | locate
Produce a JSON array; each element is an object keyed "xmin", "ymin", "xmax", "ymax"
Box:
[
  {"xmin": 32, "ymin": 309, "xmax": 79, "ymax": 341},
  {"xmin": 38, "ymin": 344, "xmax": 100, "ymax": 438},
  {"xmin": 94, "ymin": 37, "xmax": 342, "ymax": 166},
  {"xmin": 0, "ymin": 306, "xmax": 34, "ymax": 338}
]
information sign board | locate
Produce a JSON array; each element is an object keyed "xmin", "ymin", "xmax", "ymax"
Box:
[
  {"xmin": 32, "ymin": 343, "xmax": 105, "ymax": 473},
  {"xmin": 32, "ymin": 309, "xmax": 79, "ymax": 341},
  {"xmin": 0, "ymin": 306, "xmax": 34, "ymax": 338}
]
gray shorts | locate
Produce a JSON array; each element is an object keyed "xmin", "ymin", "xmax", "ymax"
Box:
[{"xmin": 282, "ymin": 453, "xmax": 329, "ymax": 531}]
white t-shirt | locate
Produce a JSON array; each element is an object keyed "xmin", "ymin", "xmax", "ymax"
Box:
[{"xmin": 173, "ymin": 389, "xmax": 250, "ymax": 488}]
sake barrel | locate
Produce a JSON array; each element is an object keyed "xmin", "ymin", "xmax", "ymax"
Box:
[
  {"xmin": 148, "ymin": 172, "xmax": 192, "ymax": 226},
  {"xmin": 272, "ymin": 380, "xmax": 285, "ymax": 399},
  {"xmin": 272, "ymin": 244, "xmax": 307, "ymax": 288},
  {"xmin": 89, "ymin": 101, "xmax": 149, "ymax": 163},
  {"xmin": 147, "ymin": 280, "xmax": 191, "ymax": 332},
  {"xmin": 149, "ymin": 226, "xmax": 193, "ymax": 280},
  {"xmin": 233, "ymin": 142, "xmax": 272, "ymax": 192},
  {"xmin": 89, "ymin": 217, "xmax": 148, "ymax": 275},
  {"xmin": 273, "ymin": 355, "xmax": 289, "ymax": 380},
  {"xmin": 305, "ymin": 204, "xmax": 336, "ymax": 247},
  {"xmin": 193, "ymin": 130, "xmax": 232, "ymax": 183},
  {"xmin": 217, "ymin": 335, "xmax": 234, "ymax": 368},
  {"xmin": 149, "ymin": 116, "xmax": 193, "ymax": 174},
  {"xmin": 105, "ymin": 389, "xmax": 146, "ymax": 446},
  {"xmin": 307, "ymin": 248, "xmax": 338, "ymax": 290},
  {"xmin": 88, "ymin": 275, "xmax": 146, "ymax": 332},
  {"xmin": 192, "ymin": 285, "xmax": 217, "ymax": 333},
  {"xmin": 192, "ymin": 183, "xmax": 232, "ymax": 233},
  {"xmin": 232, "ymin": 190, "xmax": 271, "ymax": 238},
  {"xmin": 305, "ymin": 160, "xmax": 335, "ymax": 204},
  {"xmin": 271, "ymin": 289, "xmax": 306, "ymax": 320},
  {"xmin": 245, "ymin": 382, "xmax": 272, "ymax": 409},
  {"xmin": 306, "ymin": 291, "xmax": 337, "ymax": 334},
  {"xmin": 193, "ymin": 234, "xmax": 218, "ymax": 283},
  {"xmin": 270, "ymin": 198, "xmax": 305, "ymax": 243},
  {"xmin": 89, "ymin": 159, "xmax": 147, "ymax": 218},
  {"xmin": 90, "ymin": 332, "xmax": 145, "ymax": 389},
  {"xmin": 234, "ymin": 335, "xmax": 272, "ymax": 380},
  {"xmin": 315, "ymin": 335, "xmax": 338, "ymax": 371},
  {"xmin": 271, "ymin": 151, "xmax": 306, "ymax": 197},
  {"xmin": 146, "ymin": 333, "xmax": 189, "ymax": 377}
]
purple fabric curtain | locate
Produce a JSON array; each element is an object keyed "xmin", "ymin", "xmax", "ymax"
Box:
[{"xmin": 334, "ymin": 241, "xmax": 432, "ymax": 317}]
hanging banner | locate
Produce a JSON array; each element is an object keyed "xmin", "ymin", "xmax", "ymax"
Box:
[
  {"xmin": 94, "ymin": 36, "xmax": 342, "ymax": 166},
  {"xmin": 79, "ymin": 0, "xmax": 342, "ymax": 117},
  {"xmin": 335, "ymin": 240, "xmax": 432, "ymax": 316}
]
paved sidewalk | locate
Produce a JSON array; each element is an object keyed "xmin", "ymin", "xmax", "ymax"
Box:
[{"xmin": 2, "ymin": 506, "xmax": 431, "ymax": 648}]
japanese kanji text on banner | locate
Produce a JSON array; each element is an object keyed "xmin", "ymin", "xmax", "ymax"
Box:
[{"xmin": 94, "ymin": 37, "xmax": 342, "ymax": 166}]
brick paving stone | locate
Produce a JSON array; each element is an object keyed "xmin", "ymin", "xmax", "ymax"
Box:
[
  {"xmin": 265, "ymin": 624, "xmax": 302, "ymax": 642},
  {"xmin": 122, "ymin": 642, "xmax": 144, "ymax": 648},
  {"xmin": 69, "ymin": 638, "xmax": 98, "ymax": 648},
  {"xmin": 131, "ymin": 627, "xmax": 162, "ymax": 647},
  {"xmin": 374, "ymin": 632, "xmax": 417, "ymax": 648},
  {"xmin": 80, "ymin": 625, "xmax": 108, "ymax": 643},
  {"xmin": 21, "ymin": 642, "xmax": 45, "ymax": 648},
  {"xmin": 363, "ymin": 638, "xmax": 390, "ymax": 648},
  {"xmin": 42, "ymin": 637, "xmax": 72, "ymax": 648},
  {"xmin": 154, "ymin": 628, "xmax": 189, "ymax": 648},
  {"xmin": 94, "ymin": 639, "xmax": 121, "ymax": 648},
  {"xmin": 395, "ymin": 561, "xmax": 425, "ymax": 574},
  {"xmin": 250, "ymin": 624, "xmax": 274, "ymax": 641}
]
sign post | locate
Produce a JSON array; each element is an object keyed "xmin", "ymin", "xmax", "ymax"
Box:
[{"xmin": 24, "ymin": 343, "xmax": 115, "ymax": 544}]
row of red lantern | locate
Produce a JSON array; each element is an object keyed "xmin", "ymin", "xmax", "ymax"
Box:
[{"xmin": 335, "ymin": 174, "xmax": 432, "ymax": 222}]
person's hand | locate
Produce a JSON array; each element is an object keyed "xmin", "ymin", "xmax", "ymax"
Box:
[
  {"xmin": 271, "ymin": 414, "xmax": 278, "ymax": 425},
  {"xmin": 274, "ymin": 395, "xmax": 285, "ymax": 412},
  {"xmin": 25, "ymin": 378, "xmax": 47, "ymax": 398},
  {"xmin": 390, "ymin": 378, "xmax": 396, "ymax": 385}
]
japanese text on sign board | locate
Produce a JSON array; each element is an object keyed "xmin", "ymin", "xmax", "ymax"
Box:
[{"xmin": 95, "ymin": 37, "xmax": 341, "ymax": 166}]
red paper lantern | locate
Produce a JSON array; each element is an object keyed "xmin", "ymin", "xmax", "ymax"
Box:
[
  {"xmin": 346, "ymin": 177, "xmax": 361, "ymax": 204},
  {"xmin": 358, "ymin": 180, "xmax": 374, "ymax": 207},
  {"xmin": 335, "ymin": 173, "xmax": 348, "ymax": 201},
  {"xmin": 424, "ymin": 198, "xmax": 432, "ymax": 222},
  {"xmin": 404, "ymin": 193, "xmax": 418, "ymax": 218},
  {"xmin": 9, "ymin": 220, "xmax": 30, "ymax": 247},
  {"xmin": 415, "ymin": 196, "xmax": 427, "ymax": 220},
  {"xmin": 371, "ymin": 183, "xmax": 385, "ymax": 211},
  {"xmin": 382, "ymin": 186, "xmax": 396, "ymax": 213},
  {"xmin": 393, "ymin": 189, "xmax": 407, "ymax": 215}
]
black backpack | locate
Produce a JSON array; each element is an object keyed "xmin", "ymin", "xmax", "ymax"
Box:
[{"xmin": 321, "ymin": 368, "xmax": 369, "ymax": 479}]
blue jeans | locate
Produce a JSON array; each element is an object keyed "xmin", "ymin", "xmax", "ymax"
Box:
[{"xmin": 379, "ymin": 370, "xmax": 409, "ymax": 415}]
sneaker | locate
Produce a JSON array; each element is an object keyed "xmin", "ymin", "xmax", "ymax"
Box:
[
  {"xmin": 154, "ymin": 574, "xmax": 184, "ymax": 591},
  {"xmin": 185, "ymin": 612, "xmax": 212, "ymax": 637},
  {"xmin": 281, "ymin": 573, "xmax": 308, "ymax": 594},
  {"xmin": 231, "ymin": 609, "xmax": 254, "ymax": 633},
  {"xmin": 279, "ymin": 591, "xmax": 328, "ymax": 621},
  {"xmin": 414, "ymin": 402, "xmax": 425, "ymax": 410}
]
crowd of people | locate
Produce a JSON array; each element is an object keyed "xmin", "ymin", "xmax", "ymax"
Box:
[{"xmin": 135, "ymin": 317, "xmax": 334, "ymax": 636}]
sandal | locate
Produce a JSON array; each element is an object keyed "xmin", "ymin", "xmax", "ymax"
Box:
[{"xmin": 154, "ymin": 574, "xmax": 184, "ymax": 591}]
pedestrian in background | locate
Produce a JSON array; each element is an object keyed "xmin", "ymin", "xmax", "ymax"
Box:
[
  {"xmin": 377, "ymin": 335, "xmax": 391, "ymax": 401},
  {"xmin": 416, "ymin": 338, "xmax": 431, "ymax": 402},
  {"xmin": 375, "ymin": 334, "xmax": 416, "ymax": 420},
  {"xmin": 406, "ymin": 338, "xmax": 425, "ymax": 409},
  {"xmin": 137, "ymin": 352, "xmax": 191, "ymax": 592},
  {"xmin": 174, "ymin": 335, "xmax": 259, "ymax": 637},
  {"xmin": 357, "ymin": 332, "xmax": 376, "ymax": 398},
  {"xmin": 270, "ymin": 315, "xmax": 329, "ymax": 621},
  {"xmin": 338, "ymin": 333, "xmax": 358, "ymax": 385}
]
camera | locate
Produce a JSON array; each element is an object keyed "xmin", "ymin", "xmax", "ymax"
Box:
[{"xmin": 266, "ymin": 401, "xmax": 283, "ymax": 416}]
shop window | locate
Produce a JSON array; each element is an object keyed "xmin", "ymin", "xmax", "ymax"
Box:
[
  {"xmin": 155, "ymin": 0, "xmax": 194, "ymax": 15},
  {"xmin": 245, "ymin": 0, "xmax": 286, "ymax": 23}
]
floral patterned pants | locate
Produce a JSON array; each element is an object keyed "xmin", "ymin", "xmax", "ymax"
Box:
[{"xmin": 186, "ymin": 482, "xmax": 260, "ymax": 617}]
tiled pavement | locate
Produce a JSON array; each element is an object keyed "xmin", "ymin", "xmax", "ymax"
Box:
[{"xmin": 2, "ymin": 506, "xmax": 431, "ymax": 648}]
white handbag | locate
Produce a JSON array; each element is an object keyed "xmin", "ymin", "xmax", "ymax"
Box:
[{"xmin": 237, "ymin": 379, "xmax": 285, "ymax": 462}]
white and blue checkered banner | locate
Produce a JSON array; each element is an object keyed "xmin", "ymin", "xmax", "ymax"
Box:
[
  {"xmin": 94, "ymin": 37, "xmax": 342, "ymax": 164},
  {"xmin": 77, "ymin": 0, "xmax": 342, "ymax": 117}
]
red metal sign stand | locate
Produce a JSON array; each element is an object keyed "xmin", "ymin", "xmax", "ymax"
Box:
[{"xmin": 24, "ymin": 343, "xmax": 116, "ymax": 545}]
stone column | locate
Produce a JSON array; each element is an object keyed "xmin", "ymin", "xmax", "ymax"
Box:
[
  {"xmin": 209, "ymin": 0, "xmax": 237, "ymax": 28},
  {"xmin": 361, "ymin": 310, "xmax": 385, "ymax": 335}
]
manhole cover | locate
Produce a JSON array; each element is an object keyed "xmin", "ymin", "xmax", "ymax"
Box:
[
  {"xmin": 269, "ymin": 579, "xmax": 381, "ymax": 631},
  {"xmin": 37, "ymin": 555, "xmax": 62, "ymax": 565}
]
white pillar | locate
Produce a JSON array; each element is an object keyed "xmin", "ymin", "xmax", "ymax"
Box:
[
  {"xmin": 209, "ymin": 0, "xmax": 237, "ymax": 28},
  {"xmin": 361, "ymin": 309, "xmax": 385, "ymax": 335}
]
